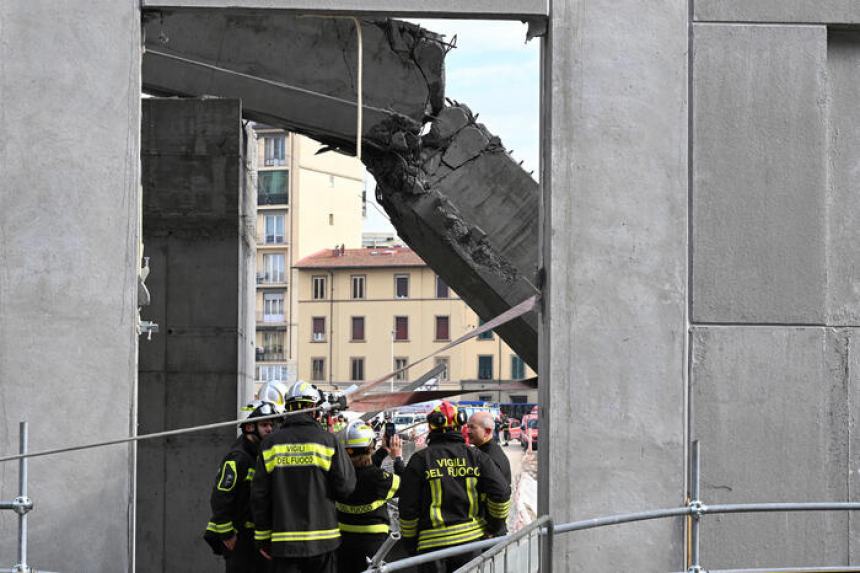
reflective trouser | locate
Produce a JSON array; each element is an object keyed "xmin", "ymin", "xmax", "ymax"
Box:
[
  {"xmin": 226, "ymin": 528, "xmax": 268, "ymax": 573},
  {"xmin": 268, "ymin": 550, "xmax": 337, "ymax": 573},
  {"xmin": 338, "ymin": 532, "xmax": 388, "ymax": 573}
]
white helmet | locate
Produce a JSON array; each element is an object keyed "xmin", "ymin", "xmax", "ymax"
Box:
[
  {"xmin": 341, "ymin": 420, "xmax": 376, "ymax": 450},
  {"xmin": 284, "ymin": 380, "xmax": 321, "ymax": 410},
  {"xmin": 257, "ymin": 381, "xmax": 288, "ymax": 410}
]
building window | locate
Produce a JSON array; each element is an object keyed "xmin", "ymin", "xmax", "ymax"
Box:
[
  {"xmin": 312, "ymin": 317, "xmax": 326, "ymax": 342},
  {"xmin": 329, "ymin": 213, "xmax": 334, "ymax": 225},
  {"xmin": 258, "ymin": 364, "xmax": 289, "ymax": 381},
  {"xmin": 258, "ymin": 171, "xmax": 289, "ymax": 205},
  {"xmin": 394, "ymin": 316, "xmax": 409, "ymax": 341},
  {"xmin": 511, "ymin": 355, "xmax": 525, "ymax": 379},
  {"xmin": 264, "ymin": 214, "xmax": 285, "ymax": 244},
  {"xmin": 436, "ymin": 276, "xmax": 449, "ymax": 298},
  {"xmin": 435, "ymin": 316, "xmax": 450, "ymax": 341},
  {"xmin": 351, "ymin": 275, "xmax": 366, "ymax": 299},
  {"xmin": 311, "ymin": 358, "xmax": 325, "ymax": 382},
  {"xmin": 394, "ymin": 274, "xmax": 409, "ymax": 299},
  {"xmin": 479, "ymin": 394, "xmax": 493, "ymax": 402},
  {"xmin": 261, "ymin": 332, "xmax": 284, "ymax": 361},
  {"xmin": 329, "ymin": 174, "xmax": 336, "ymax": 187},
  {"xmin": 477, "ymin": 319, "xmax": 494, "ymax": 340},
  {"xmin": 510, "ymin": 395, "xmax": 528, "ymax": 404},
  {"xmin": 434, "ymin": 357, "xmax": 449, "ymax": 381},
  {"xmin": 351, "ymin": 316, "xmax": 365, "ymax": 341},
  {"xmin": 263, "ymin": 134, "xmax": 286, "ymax": 166},
  {"xmin": 262, "ymin": 253, "xmax": 285, "ymax": 283},
  {"xmin": 478, "ymin": 355, "xmax": 494, "ymax": 380},
  {"xmin": 312, "ymin": 276, "xmax": 327, "ymax": 300},
  {"xmin": 394, "ymin": 357, "xmax": 408, "ymax": 381},
  {"xmin": 350, "ymin": 357, "xmax": 365, "ymax": 381},
  {"xmin": 263, "ymin": 292, "xmax": 285, "ymax": 322}
]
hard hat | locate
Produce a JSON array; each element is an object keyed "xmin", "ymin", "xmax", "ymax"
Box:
[
  {"xmin": 240, "ymin": 400, "xmax": 280, "ymax": 424},
  {"xmin": 427, "ymin": 401, "xmax": 467, "ymax": 430},
  {"xmin": 284, "ymin": 380, "xmax": 321, "ymax": 408},
  {"xmin": 341, "ymin": 420, "xmax": 376, "ymax": 450},
  {"xmin": 257, "ymin": 381, "xmax": 288, "ymax": 409}
]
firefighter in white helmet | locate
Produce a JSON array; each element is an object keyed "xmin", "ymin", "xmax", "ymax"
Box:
[
  {"xmin": 204, "ymin": 400, "xmax": 279, "ymax": 572},
  {"xmin": 335, "ymin": 421, "xmax": 401, "ymax": 573},
  {"xmin": 251, "ymin": 381, "xmax": 356, "ymax": 573},
  {"xmin": 257, "ymin": 381, "xmax": 288, "ymax": 414}
]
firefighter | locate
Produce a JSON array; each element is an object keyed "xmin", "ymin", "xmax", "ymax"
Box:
[
  {"xmin": 336, "ymin": 421, "xmax": 401, "ymax": 573},
  {"xmin": 251, "ymin": 381, "xmax": 356, "ymax": 573},
  {"xmin": 257, "ymin": 380, "xmax": 288, "ymax": 414},
  {"xmin": 467, "ymin": 411, "xmax": 512, "ymax": 535},
  {"xmin": 398, "ymin": 402, "xmax": 511, "ymax": 573},
  {"xmin": 204, "ymin": 400, "xmax": 279, "ymax": 573}
]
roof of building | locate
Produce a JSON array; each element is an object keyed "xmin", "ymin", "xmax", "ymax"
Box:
[{"xmin": 295, "ymin": 246, "xmax": 427, "ymax": 269}]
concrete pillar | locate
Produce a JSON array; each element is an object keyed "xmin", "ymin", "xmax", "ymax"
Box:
[
  {"xmin": 542, "ymin": 0, "xmax": 688, "ymax": 570},
  {"xmin": 137, "ymin": 98, "xmax": 255, "ymax": 572},
  {"xmin": 0, "ymin": 2, "xmax": 140, "ymax": 571}
]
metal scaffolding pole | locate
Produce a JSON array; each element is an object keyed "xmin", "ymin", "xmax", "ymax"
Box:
[{"xmin": 0, "ymin": 422, "xmax": 33, "ymax": 573}]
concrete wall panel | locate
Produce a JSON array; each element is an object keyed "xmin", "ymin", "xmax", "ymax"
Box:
[
  {"xmin": 692, "ymin": 24, "xmax": 827, "ymax": 323},
  {"xmin": 545, "ymin": 0, "xmax": 688, "ymax": 570},
  {"xmin": 826, "ymin": 32, "xmax": 860, "ymax": 325},
  {"xmin": 695, "ymin": 1, "xmax": 860, "ymax": 24},
  {"xmin": 0, "ymin": 1, "xmax": 140, "ymax": 571},
  {"xmin": 691, "ymin": 326, "xmax": 850, "ymax": 568}
]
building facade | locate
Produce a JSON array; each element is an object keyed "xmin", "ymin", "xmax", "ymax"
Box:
[
  {"xmin": 253, "ymin": 127, "xmax": 364, "ymax": 389},
  {"xmin": 294, "ymin": 246, "xmax": 537, "ymax": 403}
]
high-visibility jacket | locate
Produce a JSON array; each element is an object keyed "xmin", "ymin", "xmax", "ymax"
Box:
[
  {"xmin": 398, "ymin": 431, "xmax": 511, "ymax": 553},
  {"xmin": 336, "ymin": 464, "xmax": 400, "ymax": 535},
  {"xmin": 251, "ymin": 413, "xmax": 356, "ymax": 558},
  {"xmin": 204, "ymin": 436, "xmax": 259, "ymax": 552}
]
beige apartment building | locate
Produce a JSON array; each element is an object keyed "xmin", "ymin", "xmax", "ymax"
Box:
[
  {"xmin": 253, "ymin": 126, "xmax": 364, "ymax": 387},
  {"xmin": 294, "ymin": 246, "xmax": 537, "ymax": 403}
]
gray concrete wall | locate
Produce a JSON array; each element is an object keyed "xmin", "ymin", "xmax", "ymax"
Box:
[
  {"xmin": 137, "ymin": 98, "xmax": 254, "ymax": 573},
  {"xmin": 0, "ymin": 2, "xmax": 140, "ymax": 572},
  {"xmin": 543, "ymin": 1, "xmax": 689, "ymax": 570}
]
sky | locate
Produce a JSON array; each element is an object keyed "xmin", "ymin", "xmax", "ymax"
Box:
[{"xmin": 363, "ymin": 19, "xmax": 540, "ymax": 235}]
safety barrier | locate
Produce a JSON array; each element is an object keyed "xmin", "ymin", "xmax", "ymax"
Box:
[{"xmin": 361, "ymin": 441, "xmax": 860, "ymax": 573}]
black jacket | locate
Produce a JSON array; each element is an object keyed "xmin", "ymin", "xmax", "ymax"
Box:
[
  {"xmin": 371, "ymin": 447, "xmax": 405, "ymax": 475},
  {"xmin": 204, "ymin": 435, "xmax": 258, "ymax": 554},
  {"xmin": 336, "ymin": 464, "xmax": 400, "ymax": 535},
  {"xmin": 398, "ymin": 431, "xmax": 511, "ymax": 553},
  {"xmin": 251, "ymin": 413, "xmax": 356, "ymax": 557},
  {"xmin": 476, "ymin": 440, "xmax": 511, "ymax": 485}
]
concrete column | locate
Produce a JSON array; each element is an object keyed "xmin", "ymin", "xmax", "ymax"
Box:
[
  {"xmin": 543, "ymin": 0, "xmax": 689, "ymax": 570},
  {"xmin": 137, "ymin": 98, "xmax": 255, "ymax": 572},
  {"xmin": 0, "ymin": 2, "xmax": 140, "ymax": 571}
]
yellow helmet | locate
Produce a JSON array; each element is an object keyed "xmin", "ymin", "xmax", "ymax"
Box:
[{"xmin": 427, "ymin": 401, "xmax": 467, "ymax": 430}]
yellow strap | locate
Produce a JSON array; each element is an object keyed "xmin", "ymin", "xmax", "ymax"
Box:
[
  {"xmin": 338, "ymin": 522, "xmax": 390, "ymax": 534},
  {"xmin": 271, "ymin": 528, "xmax": 341, "ymax": 542},
  {"xmin": 418, "ymin": 519, "xmax": 483, "ymax": 542},
  {"xmin": 255, "ymin": 530, "xmax": 272, "ymax": 540},
  {"xmin": 206, "ymin": 521, "xmax": 234, "ymax": 534},
  {"xmin": 418, "ymin": 527, "xmax": 485, "ymax": 551}
]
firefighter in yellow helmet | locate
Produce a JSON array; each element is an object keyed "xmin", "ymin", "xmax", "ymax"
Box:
[
  {"xmin": 250, "ymin": 381, "xmax": 356, "ymax": 573},
  {"xmin": 204, "ymin": 400, "xmax": 279, "ymax": 572},
  {"xmin": 398, "ymin": 401, "xmax": 511, "ymax": 572},
  {"xmin": 335, "ymin": 420, "xmax": 401, "ymax": 573}
]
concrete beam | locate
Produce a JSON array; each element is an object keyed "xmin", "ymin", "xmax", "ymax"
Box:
[
  {"xmin": 695, "ymin": 0, "xmax": 860, "ymax": 24},
  {"xmin": 142, "ymin": 10, "xmax": 446, "ymax": 149},
  {"xmin": 141, "ymin": 0, "xmax": 548, "ymax": 19}
]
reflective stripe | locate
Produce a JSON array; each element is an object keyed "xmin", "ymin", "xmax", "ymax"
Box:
[
  {"xmin": 418, "ymin": 528, "xmax": 485, "ymax": 550},
  {"xmin": 418, "ymin": 519, "xmax": 483, "ymax": 541},
  {"xmin": 338, "ymin": 522, "xmax": 390, "ymax": 534},
  {"xmin": 255, "ymin": 530, "xmax": 272, "ymax": 541},
  {"xmin": 263, "ymin": 443, "xmax": 335, "ymax": 473},
  {"xmin": 336, "ymin": 474, "xmax": 401, "ymax": 514},
  {"xmin": 245, "ymin": 468, "xmax": 256, "ymax": 481},
  {"xmin": 486, "ymin": 498, "xmax": 511, "ymax": 519},
  {"xmin": 465, "ymin": 477, "xmax": 478, "ymax": 519},
  {"xmin": 399, "ymin": 517, "xmax": 418, "ymax": 538},
  {"xmin": 244, "ymin": 521, "xmax": 255, "ymax": 529},
  {"xmin": 271, "ymin": 528, "xmax": 341, "ymax": 542},
  {"xmin": 417, "ymin": 520, "xmax": 486, "ymax": 551},
  {"xmin": 206, "ymin": 521, "xmax": 234, "ymax": 534},
  {"xmin": 428, "ymin": 479, "xmax": 444, "ymax": 529},
  {"xmin": 217, "ymin": 460, "xmax": 238, "ymax": 492}
]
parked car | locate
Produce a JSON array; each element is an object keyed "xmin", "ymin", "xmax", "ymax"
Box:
[{"xmin": 520, "ymin": 416, "xmax": 539, "ymax": 450}]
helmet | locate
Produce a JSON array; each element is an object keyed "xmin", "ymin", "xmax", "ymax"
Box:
[
  {"xmin": 284, "ymin": 380, "xmax": 321, "ymax": 410},
  {"xmin": 427, "ymin": 401, "xmax": 467, "ymax": 430},
  {"xmin": 240, "ymin": 400, "xmax": 281, "ymax": 423},
  {"xmin": 341, "ymin": 420, "xmax": 376, "ymax": 450},
  {"xmin": 257, "ymin": 381, "xmax": 288, "ymax": 409}
]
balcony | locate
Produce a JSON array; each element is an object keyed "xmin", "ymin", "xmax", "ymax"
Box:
[
  {"xmin": 259, "ymin": 235, "xmax": 287, "ymax": 246},
  {"xmin": 258, "ymin": 192, "xmax": 289, "ymax": 206},
  {"xmin": 256, "ymin": 350, "xmax": 286, "ymax": 362},
  {"xmin": 257, "ymin": 272, "xmax": 287, "ymax": 285}
]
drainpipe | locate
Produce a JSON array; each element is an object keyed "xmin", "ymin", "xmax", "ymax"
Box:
[{"xmin": 328, "ymin": 269, "xmax": 334, "ymax": 386}]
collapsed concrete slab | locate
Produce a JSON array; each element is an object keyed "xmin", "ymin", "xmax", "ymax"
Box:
[{"xmin": 142, "ymin": 9, "xmax": 540, "ymax": 369}]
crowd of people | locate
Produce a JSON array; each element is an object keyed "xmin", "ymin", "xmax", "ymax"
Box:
[{"xmin": 203, "ymin": 381, "xmax": 513, "ymax": 573}]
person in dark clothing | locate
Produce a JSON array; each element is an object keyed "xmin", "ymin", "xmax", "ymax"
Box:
[
  {"xmin": 336, "ymin": 421, "xmax": 402, "ymax": 573},
  {"xmin": 467, "ymin": 411, "xmax": 513, "ymax": 536},
  {"xmin": 204, "ymin": 400, "xmax": 278, "ymax": 573},
  {"xmin": 251, "ymin": 381, "xmax": 356, "ymax": 573},
  {"xmin": 398, "ymin": 402, "xmax": 511, "ymax": 573},
  {"xmin": 371, "ymin": 432, "xmax": 405, "ymax": 475}
]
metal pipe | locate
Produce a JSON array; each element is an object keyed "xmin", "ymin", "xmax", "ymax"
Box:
[
  {"xmin": 368, "ymin": 532, "xmax": 401, "ymax": 569},
  {"xmin": 704, "ymin": 502, "xmax": 860, "ymax": 515},
  {"xmin": 554, "ymin": 507, "xmax": 691, "ymax": 534},
  {"xmin": 688, "ymin": 440, "xmax": 701, "ymax": 573},
  {"xmin": 453, "ymin": 516, "xmax": 550, "ymax": 572},
  {"xmin": 675, "ymin": 568, "xmax": 860, "ymax": 573},
  {"xmin": 18, "ymin": 421, "xmax": 29, "ymax": 571},
  {"xmin": 543, "ymin": 518, "xmax": 554, "ymax": 573},
  {"xmin": 372, "ymin": 536, "xmax": 503, "ymax": 573}
]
